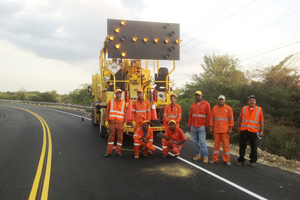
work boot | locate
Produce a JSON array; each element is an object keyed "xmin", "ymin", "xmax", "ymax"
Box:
[
  {"xmin": 104, "ymin": 153, "xmax": 112, "ymax": 158},
  {"xmin": 209, "ymin": 160, "xmax": 215, "ymax": 164},
  {"xmin": 193, "ymin": 155, "xmax": 201, "ymax": 161},
  {"xmin": 236, "ymin": 162, "xmax": 243, "ymax": 166},
  {"xmin": 250, "ymin": 162, "xmax": 256, "ymax": 167},
  {"xmin": 116, "ymin": 153, "xmax": 122, "ymax": 157},
  {"xmin": 175, "ymin": 153, "xmax": 180, "ymax": 158},
  {"xmin": 143, "ymin": 153, "xmax": 148, "ymax": 157},
  {"xmin": 135, "ymin": 155, "xmax": 139, "ymax": 159},
  {"xmin": 203, "ymin": 157, "xmax": 209, "ymax": 164},
  {"xmin": 225, "ymin": 161, "xmax": 231, "ymax": 166}
]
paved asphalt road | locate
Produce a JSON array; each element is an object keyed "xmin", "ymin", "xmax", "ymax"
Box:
[{"xmin": 0, "ymin": 103, "xmax": 300, "ymax": 200}]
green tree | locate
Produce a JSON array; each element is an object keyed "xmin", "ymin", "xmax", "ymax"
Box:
[{"xmin": 69, "ymin": 84, "xmax": 93, "ymax": 106}]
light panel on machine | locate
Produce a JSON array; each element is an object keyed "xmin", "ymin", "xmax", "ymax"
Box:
[{"xmin": 107, "ymin": 19, "xmax": 180, "ymax": 60}]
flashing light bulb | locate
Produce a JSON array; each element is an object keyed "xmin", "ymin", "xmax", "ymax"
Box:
[
  {"xmin": 115, "ymin": 28, "xmax": 120, "ymax": 33},
  {"xmin": 132, "ymin": 37, "xmax": 138, "ymax": 42},
  {"xmin": 154, "ymin": 38, "xmax": 159, "ymax": 43},
  {"xmin": 169, "ymin": 82, "xmax": 172, "ymax": 86},
  {"xmin": 121, "ymin": 20, "xmax": 126, "ymax": 26},
  {"xmin": 170, "ymin": 46, "xmax": 175, "ymax": 51},
  {"xmin": 143, "ymin": 37, "xmax": 148, "ymax": 42},
  {"xmin": 165, "ymin": 54, "xmax": 169, "ymax": 59},
  {"xmin": 176, "ymin": 39, "xmax": 181, "ymax": 44},
  {"xmin": 170, "ymin": 31, "xmax": 175, "ymax": 36},
  {"xmin": 109, "ymin": 35, "xmax": 114, "ymax": 41},
  {"xmin": 164, "ymin": 23, "xmax": 169, "ymax": 28},
  {"xmin": 121, "ymin": 52, "xmax": 127, "ymax": 57},
  {"xmin": 165, "ymin": 38, "xmax": 170, "ymax": 44},
  {"xmin": 121, "ymin": 36, "xmax": 126, "ymax": 41},
  {"xmin": 115, "ymin": 44, "xmax": 121, "ymax": 49}
]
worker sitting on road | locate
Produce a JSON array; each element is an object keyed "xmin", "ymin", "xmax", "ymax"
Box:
[
  {"xmin": 163, "ymin": 94, "xmax": 182, "ymax": 128},
  {"xmin": 161, "ymin": 120, "xmax": 186, "ymax": 158},
  {"xmin": 131, "ymin": 89, "xmax": 151, "ymax": 129},
  {"xmin": 133, "ymin": 120, "xmax": 156, "ymax": 159}
]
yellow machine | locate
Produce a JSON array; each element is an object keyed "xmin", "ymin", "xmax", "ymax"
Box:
[{"xmin": 88, "ymin": 19, "xmax": 181, "ymax": 137}]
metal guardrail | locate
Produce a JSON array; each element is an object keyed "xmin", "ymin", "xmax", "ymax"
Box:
[{"xmin": 0, "ymin": 99, "xmax": 92, "ymax": 112}]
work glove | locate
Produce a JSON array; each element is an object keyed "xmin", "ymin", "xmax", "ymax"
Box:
[
  {"xmin": 105, "ymin": 121, "xmax": 110, "ymax": 129},
  {"xmin": 123, "ymin": 123, "xmax": 126, "ymax": 131},
  {"xmin": 132, "ymin": 121, "xmax": 137, "ymax": 129}
]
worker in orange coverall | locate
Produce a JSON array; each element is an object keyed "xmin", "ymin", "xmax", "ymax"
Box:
[
  {"xmin": 163, "ymin": 94, "xmax": 182, "ymax": 128},
  {"xmin": 131, "ymin": 89, "xmax": 151, "ymax": 129},
  {"xmin": 209, "ymin": 95, "xmax": 234, "ymax": 165},
  {"xmin": 161, "ymin": 120, "xmax": 186, "ymax": 158},
  {"xmin": 104, "ymin": 89, "xmax": 127, "ymax": 158},
  {"xmin": 133, "ymin": 120, "xmax": 156, "ymax": 159}
]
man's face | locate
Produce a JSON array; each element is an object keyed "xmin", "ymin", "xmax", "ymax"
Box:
[
  {"xmin": 218, "ymin": 98, "xmax": 225, "ymax": 106},
  {"xmin": 171, "ymin": 96, "xmax": 176, "ymax": 104},
  {"xmin": 142, "ymin": 122, "xmax": 149, "ymax": 131},
  {"xmin": 115, "ymin": 92, "xmax": 122, "ymax": 99},
  {"xmin": 137, "ymin": 92, "xmax": 143, "ymax": 100},
  {"xmin": 169, "ymin": 122, "xmax": 176, "ymax": 130},
  {"xmin": 195, "ymin": 94, "xmax": 202, "ymax": 102},
  {"xmin": 248, "ymin": 98, "xmax": 256, "ymax": 107}
]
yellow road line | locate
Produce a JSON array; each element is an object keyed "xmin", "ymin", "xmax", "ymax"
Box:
[{"xmin": 0, "ymin": 105, "xmax": 52, "ymax": 200}]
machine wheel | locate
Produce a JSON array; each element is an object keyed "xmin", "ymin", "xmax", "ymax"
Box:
[
  {"xmin": 91, "ymin": 108, "xmax": 97, "ymax": 126},
  {"xmin": 99, "ymin": 110, "xmax": 108, "ymax": 138}
]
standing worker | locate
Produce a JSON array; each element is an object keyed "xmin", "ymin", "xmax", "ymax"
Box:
[
  {"xmin": 161, "ymin": 120, "xmax": 186, "ymax": 158},
  {"xmin": 104, "ymin": 89, "xmax": 127, "ymax": 157},
  {"xmin": 209, "ymin": 95, "xmax": 234, "ymax": 166},
  {"xmin": 163, "ymin": 94, "xmax": 182, "ymax": 127},
  {"xmin": 131, "ymin": 89, "xmax": 151, "ymax": 129},
  {"xmin": 133, "ymin": 120, "xmax": 156, "ymax": 159},
  {"xmin": 188, "ymin": 91, "xmax": 211, "ymax": 163},
  {"xmin": 237, "ymin": 95, "xmax": 264, "ymax": 167}
]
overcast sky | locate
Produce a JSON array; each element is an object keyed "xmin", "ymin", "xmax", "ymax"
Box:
[{"xmin": 1, "ymin": 0, "xmax": 299, "ymax": 94}]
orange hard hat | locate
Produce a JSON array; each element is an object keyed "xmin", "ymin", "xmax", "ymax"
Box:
[
  {"xmin": 142, "ymin": 120, "xmax": 150, "ymax": 125},
  {"xmin": 137, "ymin": 89, "xmax": 143, "ymax": 93}
]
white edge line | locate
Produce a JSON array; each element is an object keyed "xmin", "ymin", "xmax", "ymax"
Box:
[
  {"xmin": 40, "ymin": 107, "xmax": 268, "ymax": 200},
  {"xmin": 154, "ymin": 145, "xmax": 268, "ymax": 200}
]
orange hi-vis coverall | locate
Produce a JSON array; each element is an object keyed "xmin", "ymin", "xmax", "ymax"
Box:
[
  {"xmin": 131, "ymin": 99, "xmax": 151, "ymax": 127},
  {"xmin": 188, "ymin": 100, "xmax": 211, "ymax": 128},
  {"xmin": 163, "ymin": 103, "xmax": 182, "ymax": 127},
  {"xmin": 133, "ymin": 127, "xmax": 156, "ymax": 156},
  {"xmin": 105, "ymin": 98, "xmax": 127, "ymax": 154},
  {"xmin": 209, "ymin": 104, "xmax": 234, "ymax": 163},
  {"xmin": 162, "ymin": 126, "xmax": 186, "ymax": 156}
]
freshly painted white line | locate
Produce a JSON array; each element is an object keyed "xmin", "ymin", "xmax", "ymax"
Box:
[
  {"xmin": 154, "ymin": 145, "xmax": 267, "ymax": 200},
  {"xmin": 40, "ymin": 107, "xmax": 267, "ymax": 200}
]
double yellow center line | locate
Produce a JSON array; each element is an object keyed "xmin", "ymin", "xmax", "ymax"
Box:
[{"xmin": 3, "ymin": 105, "xmax": 52, "ymax": 200}]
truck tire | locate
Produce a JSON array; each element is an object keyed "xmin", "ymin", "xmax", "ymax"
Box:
[
  {"xmin": 99, "ymin": 110, "xmax": 108, "ymax": 138},
  {"xmin": 91, "ymin": 109, "xmax": 97, "ymax": 126}
]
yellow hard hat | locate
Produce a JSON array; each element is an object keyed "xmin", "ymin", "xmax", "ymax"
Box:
[
  {"xmin": 194, "ymin": 91, "xmax": 202, "ymax": 95},
  {"xmin": 115, "ymin": 89, "xmax": 122, "ymax": 93},
  {"xmin": 168, "ymin": 120, "xmax": 177, "ymax": 125}
]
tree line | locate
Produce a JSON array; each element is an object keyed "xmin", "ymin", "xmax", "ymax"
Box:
[
  {"xmin": 1, "ymin": 54, "xmax": 299, "ymax": 160},
  {"xmin": 175, "ymin": 53, "xmax": 300, "ymax": 160}
]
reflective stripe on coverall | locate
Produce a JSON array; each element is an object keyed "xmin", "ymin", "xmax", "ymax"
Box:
[
  {"xmin": 162, "ymin": 127, "xmax": 186, "ymax": 156},
  {"xmin": 209, "ymin": 104, "xmax": 234, "ymax": 162},
  {"xmin": 105, "ymin": 98, "xmax": 127, "ymax": 154},
  {"xmin": 133, "ymin": 127, "xmax": 156, "ymax": 156},
  {"xmin": 131, "ymin": 99, "xmax": 151, "ymax": 128},
  {"xmin": 163, "ymin": 103, "xmax": 182, "ymax": 128}
]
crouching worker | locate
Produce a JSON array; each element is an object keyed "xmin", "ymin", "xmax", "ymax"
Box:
[
  {"xmin": 133, "ymin": 120, "xmax": 156, "ymax": 159},
  {"xmin": 161, "ymin": 120, "xmax": 186, "ymax": 158}
]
